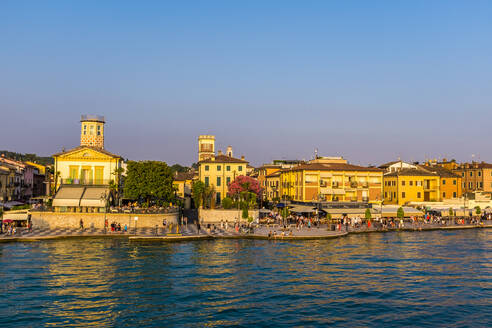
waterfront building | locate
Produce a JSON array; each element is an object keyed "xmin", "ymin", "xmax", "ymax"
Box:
[
  {"xmin": 197, "ymin": 136, "xmax": 249, "ymax": 205},
  {"xmin": 52, "ymin": 115, "xmax": 122, "ymax": 212},
  {"xmin": 383, "ymin": 168, "xmax": 440, "ymax": 205},
  {"xmin": 454, "ymin": 162, "xmax": 492, "ymax": 194},
  {"xmin": 279, "ymin": 158, "xmax": 383, "ymax": 204},
  {"xmin": 418, "ymin": 165, "xmax": 462, "ymax": 200},
  {"xmin": 264, "ymin": 170, "xmax": 281, "ymax": 200}
]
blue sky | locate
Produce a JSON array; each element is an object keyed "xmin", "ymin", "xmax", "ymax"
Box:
[{"xmin": 1, "ymin": 1, "xmax": 491, "ymax": 166}]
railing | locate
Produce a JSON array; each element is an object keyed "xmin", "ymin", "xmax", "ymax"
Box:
[
  {"xmin": 60, "ymin": 178, "xmax": 112, "ymax": 186},
  {"xmin": 81, "ymin": 114, "xmax": 105, "ymax": 122},
  {"xmin": 30, "ymin": 205, "xmax": 179, "ymax": 214},
  {"xmin": 362, "ymin": 197, "xmax": 369, "ymax": 202},
  {"xmin": 332, "ymin": 183, "xmax": 340, "ymax": 189},
  {"xmin": 361, "ymin": 183, "xmax": 369, "ymax": 188}
]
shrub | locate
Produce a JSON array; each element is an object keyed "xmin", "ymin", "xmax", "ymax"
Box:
[
  {"xmin": 222, "ymin": 197, "xmax": 233, "ymax": 209},
  {"xmin": 365, "ymin": 208, "xmax": 372, "ymax": 220},
  {"xmin": 475, "ymin": 206, "xmax": 481, "ymax": 215},
  {"xmin": 397, "ymin": 207, "xmax": 405, "ymax": 219},
  {"xmin": 242, "ymin": 206, "xmax": 249, "ymax": 219}
]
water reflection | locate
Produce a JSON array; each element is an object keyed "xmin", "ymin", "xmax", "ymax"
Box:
[{"xmin": 0, "ymin": 230, "xmax": 491, "ymax": 327}]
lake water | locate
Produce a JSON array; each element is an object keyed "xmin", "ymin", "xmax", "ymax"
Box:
[{"xmin": 0, "ymin": 230, "xmax": 491, "ymax": 327}]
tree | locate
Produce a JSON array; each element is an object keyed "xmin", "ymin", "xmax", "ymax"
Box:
[
  {"xmin": 326, "ymin": 212, "xmax": 332, "ymax": 222},
  {"xmin": 170, "ymin": 164, "xmax": 190, "ymax": 174},
  {"xmin": 123, "ymin": 161, "xmax": 175, "ymax": 206},
  {"xmin": 228, "ymin": 176, "xmax": 262, "ymax": 210},
  {"xmin": 475, "ymin": 206, "xmax": 481, "ymax": 215},
  {"xmin": 449, "ymin": 208, "xmax": 454, "ymax": 217},
  {"xmin": 192, "ymin": 181, "xmax": 206, "ymax": 209},
  {"xmin": 222, "ymin": 197, "xmax": 233, "ymax": 209},
  {"xmin": 365, "ymin": 208, "xmax": 372, "ymax": 221},
  {"xmin": 397, "ymin": 207, "xmax": 405, "ymax": 219}
]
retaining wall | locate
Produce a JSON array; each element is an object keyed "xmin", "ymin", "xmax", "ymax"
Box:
[
  {"xmin": 199, "ymin": 209, "xmax": 259, "ymax": 223},
  {"xmin": 30, "ymin": 211, "xmax": 179, "ymax": 229}
]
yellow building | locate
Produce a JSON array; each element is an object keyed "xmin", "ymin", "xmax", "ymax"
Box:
[
  {"xmin": 173, "ymin": 172, "xmax": 194, "ymax": 198},
  {"xmin": 383, "ymin": 168, "xmax": 440, "ymax": 205},
  {"xmin": 279, "ymin": 162, "xmax": 383, "ymax": 204},
  {"xmin": 198, "ymin": 154, "xmax": 249, "ymax": 205},
  {"xmin": 265, "ymin": 171, "xmax": 281, "ymax": 200},
  {"xmin": 52, "ymin": 115, "xmax": 122, "ymax": 211},
  {"xmin": 257, "ymin": 164, "xmax": 282, "ymax": 199}
]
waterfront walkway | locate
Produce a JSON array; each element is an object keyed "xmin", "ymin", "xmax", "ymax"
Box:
[{"xmin": 1, "ymin": 220, "xmax": 491, "ymax": 242}]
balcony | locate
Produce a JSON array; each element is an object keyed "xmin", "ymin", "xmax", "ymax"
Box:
[
  {"xmin": 350, "ymin": 182, "xmax": 358, "ymax": 188},
  {"xmin": 332, "ymin": 182, "xmax": 340, "ymax": 189},
  {"xmin": 361, "ymin": 182, "xmax": 369, "ymax": 188},
  {"xmin": 60, "ymin": 178, "xmax": 112, "ymax": 186},
  {"xmin": 362, "ymin": 197, "xmax": 369, "ymax": 202}
]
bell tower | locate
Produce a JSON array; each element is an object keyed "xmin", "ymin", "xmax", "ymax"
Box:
[
  {"xmin": 198, "ymin": 135, "xmax": 215, "ymax": 161},
  {"xmin": 80, "ymin": 115, "xmax": 105, "ymax": 149}
]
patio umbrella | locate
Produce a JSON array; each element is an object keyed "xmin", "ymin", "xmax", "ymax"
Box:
[{"xmin": 2, "ymin": 219, "xmax": 13, "ymax": 223}]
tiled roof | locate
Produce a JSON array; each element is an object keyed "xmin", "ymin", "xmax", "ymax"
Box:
[
  {"xmin": 418, "ymin": 165, "xmax": 460, "ymax": 178},
  {"xmin": 199, "ymin": 155, "xmax": 248, "ymax": 164},
  {"xmin": 174, "ymin": 172, "xmax": 195, "ymax": 181},
  {"xmin": 378, "ymin": 160, "xmax": 401, "ymax": 169},
  {"xmin": 290, "ymin": 163, "xmax": 383, "ymax": 172},
  {"xmin": 385, "ymin": 168, "xmax": 438, "ymax": 177},
  {"xmin": 266, "ymin": 171, "xmax": 281, "ymax": 178},
  {"xmin": 53, "ymin": 146, "xmax": 121, "ymax": 158}
]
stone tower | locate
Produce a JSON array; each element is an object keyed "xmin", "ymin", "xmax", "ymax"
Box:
[
  {"xmin": 80, "ymin": 115, "xmax": 105, "ymax": 149},
  {"xmin": 198, "ymin": 135, "xmax": 215, "ymax": 161}
]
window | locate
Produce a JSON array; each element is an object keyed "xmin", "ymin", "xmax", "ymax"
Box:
[
  {"xmin": 97, "ymin": 125, "xmax": 101, "ymax": 136},
  {"xmin": 83, "ymin": 125, "xmax": 87, "ymax": 135},
  {"xmin": 478, "ymin": 171, "xmax": 482, "ymax": 177},
  {"xmin": 90, "ymin": 125, "xmax": 94, "ymax": 135},
  {"xmin": 402, "ymin": 181, "xmax": 406, "ymax": 186},
  {"xmin": 402, "ymin": 192, "xmax": 406, "ymax": 198},
  {"xmin": 469, "ymin": 182, "xmax": 473, "ymax": 189},
  {"xmin": 409, "ymin": 181, "xmax": 413, "ymax": 186},
  {"xmin": 204, "ymin": 177, "xmax": 209, "ymax": 186},
  {"xmin": 470, "ymin": 172, "xmax": 473, "ymax": 177},
  {"xmin": 385, "ymin": 192, "xmax": 388, "ymax": 198},
  {"xmin": 453, "ymin": 180, "xmax": 456, "ymax": 185},
  {"xmin": 216, "ymin": 177, "xmax": 221, "ymax": 187},
  {"xmin": 217, "ymin": 165, "xmax": 221, "ymax": 171},
  {"xmin": 479, "ymin": 182, "xmax": 483, "ymax": 188},
  {"xmin": 227, "ymin": 177, "xmax": 231, "ymax": 185},
  {"xmin": 417, "ymin": 192, "xmax": 421, "ymax": 198},
  {"xmin": 443, "ymin": 192, "xmax": 446, "ymax": 198},
  {"xmin": 226, "ymin": 166, "xmax": 231, "ymax": 171},
  {"xmin": 462, "ymin": 172, "xmax": 465, "ymax": 177},
  {"xmin": 205, "ymin": 165, "xmax": 209, "ymax": 171},
  {"xmin": 216, "ymin": 192, "xmax": 221, "ymax": 205},
  {"xmin": 453, "ymin": 192, "xmax": 457, "ymax": 198},
  {"xmin": 393, "ymin": 192, "xmax": 396, "ymax": 198},
  {"xmin": 442, "ymin": 179, "xmax": 446, "ymax": 185},
  {"xmin": 238, "ymin": 166, "xmax": 243, "ymax": 172}
]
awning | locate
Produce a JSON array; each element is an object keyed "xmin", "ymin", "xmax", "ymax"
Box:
[
  {"xmin": 276, "ymin": 203, "xmax": 287, "ymax": 208},
  {"xmin": 3, "ymin": 212, "xmax": 29, "ymax": 221},
  {"xmin": 79, "ymin": 187, "xmax": 108, "ymax": 208},
  {"xmin": 52, "ymin": 186, "xmax": 85, "ymax": 207},
  {"xmin": 290, "ymin": 205, "xmax": 316, "ymax": 213}
]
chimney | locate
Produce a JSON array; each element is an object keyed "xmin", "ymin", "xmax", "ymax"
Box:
[
  {"xmin": 218, "ymin": 150, "xmax": 223, "ymax": 156},
  {"xmin": 241, "ymin": 156, "xmax": 245, "ymax": 160}
]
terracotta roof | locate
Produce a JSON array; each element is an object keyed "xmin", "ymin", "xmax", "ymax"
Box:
[
  {"xmin": 378, "ymin": 160, "xmax": 401, "ymax": 169},
  {"xmin": 290, "ymin": 163, "xmax": 383, "ymax": 172},
  {"xmin": 458, "ymin": 162, "xmax": 492, "ymax": 169},
  {"xmin": 174, "ymin": 172, "xmax": 195, "ymax": 181},
  {"xmin": 418, "ymin": 165, "xmax": 460, "ymax": 178},
  {"xmin": 53, "ymin": 146, "xmax": 121, "ymax": 158},
  {"xmin": 199, "ymin": 155, "xmax": 248, "ymax": 164},
  {"xmin": 385, "ymin": 168, "xmax": 438, "ymax": 177}
]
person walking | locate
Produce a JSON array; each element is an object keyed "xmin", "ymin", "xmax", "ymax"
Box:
[
  {"xmin": 197, "ymin": 221, "xmax": 201, "ymax": 235},
  {"xmin": 80, "ymin": 218, "xmax": 84, "ymax": 230}
]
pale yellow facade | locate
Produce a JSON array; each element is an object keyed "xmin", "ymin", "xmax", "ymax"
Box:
[
  {"xmin": 53, "ymin": 147, "xmax": 122, "ymax": 189},
  {"xmin": 198, "ymin": 156, "xmax": 248, "ymax": 204}
]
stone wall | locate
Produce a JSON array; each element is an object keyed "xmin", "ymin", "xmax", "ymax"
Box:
[
  {"xmin": 199, "ymin": 209, "xmax": 259, "ymax": 223},
  {"xmin": 30, "ymin": 211, "xmax": 179, "ymax": 229}
]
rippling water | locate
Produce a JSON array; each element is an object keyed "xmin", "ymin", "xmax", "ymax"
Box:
[{"xmin": 0, "ymin": 230, "xmax": 491, "ymax": 327}]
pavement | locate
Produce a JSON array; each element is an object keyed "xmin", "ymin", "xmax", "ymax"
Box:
[{"xmin": 1, "ymin": 221, "xmax": 491, "ymax": 242}]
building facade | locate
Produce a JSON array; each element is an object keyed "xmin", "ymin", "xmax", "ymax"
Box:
[
  {"xmin": 279, "ymin": 161, "xmax": 383, "ymax": 204},
  {"xmin": 383, "ymin": 168, "xmax": 440, "ymax": 205},
  {"xmin": 454, "ymin": 162, "xmax": 492, "ymax": 194}
]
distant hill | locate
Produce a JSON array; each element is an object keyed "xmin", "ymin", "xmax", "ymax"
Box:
[{"xmin": 0, "ymin": 151, "xmax": 54, "ymax": 166}]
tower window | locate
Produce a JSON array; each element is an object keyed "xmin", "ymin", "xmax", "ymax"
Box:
[
  {"xmin": 83, "ymin": 125, "xmax": 87, "ymax": 135},
  {"xmin": 90, "ymin": 125, "xmax": 94, "ymax": 135},
  {"xmin": 97, "ymin": 125, "xmax": 101, "ymax": 136}
]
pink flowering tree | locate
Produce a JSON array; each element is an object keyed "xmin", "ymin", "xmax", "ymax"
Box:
[{"xmin": 227, "ymin": 175, "xmax": 262, "ymax": 208}]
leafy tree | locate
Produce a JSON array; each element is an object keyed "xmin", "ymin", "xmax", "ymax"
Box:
[
  {"xmin": 228, "ymin": 176, "xmax": 262, "ymax": 199},
  {"xmin": 397, "ymin": 207, "xmax": 405, "ymax": 219},
  {"xmin": 326, "ymin": 212, "xmax": 332, "ymax": 221},
  {"xmin": 170, "ymin": 164, "xmax": 190, "ymax": 174},
  {"xmin": 222, "ymin": 197, "xmax": 233, "ymax": 209},
  {"xmin": 475, "ymin": 206, "xmax": 481, "ymax": 215},
  {"xmin": 242, "ymin": 205, "xmax": 249, "ymax": 219},
  {"xmin": 365, "ymin": 208, "xmax": 372, "ymax": 221},
  {"xmin": 192, "ymin": 181, "xmax": 206, "ymax": 209},
  {"xmin": 123, "ymin": 161, "xmax": 175, "ymax": 206},
  {"xmin": 448, "ymin": 208, "xmax": 454, "ymax": 217}
]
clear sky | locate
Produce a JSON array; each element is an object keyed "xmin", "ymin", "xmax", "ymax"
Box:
[{"xmin": 1, "ymin": 1, "xmax": 491, "ymax": 167}]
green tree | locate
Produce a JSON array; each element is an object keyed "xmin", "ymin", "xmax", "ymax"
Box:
[
  {"xmin": 448, "ymin": 208, "xmax": 454, "ymax": 217},
  {"xmin": 123, "ymin": 161, "xmax": 175, "ymax": 206},
  {"xmin": 326, "ymin": 212, "xmax": 332, "ymax": 221},
  {"xmin": 222, "ymin": 197, "xmax": 233, "ymax": 209},
  {"xmin": 365, "ymin": 208, "xmax": 372, "ymax": 221},
  {"xmin": 475, "ymin": 206, "xmax": 481, "ymax": 215},
  {"xmin": 397, "ymin": 206, "xmax": 405, "ymax": 219},
  {"xmin": 192, "ymin": 181, "xmax": 206, "ymax": 209}
]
